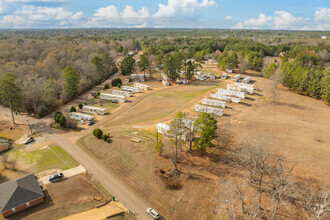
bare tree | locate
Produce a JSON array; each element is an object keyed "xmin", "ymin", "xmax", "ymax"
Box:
[
  {"xmin": 303, "ymin": 187, "xmax": 330, "ymax": 220},
  {"xmin": 269, "ymin": 154, "xmax": 300, "ymax": 219}
]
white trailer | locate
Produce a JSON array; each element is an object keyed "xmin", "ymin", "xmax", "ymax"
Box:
[
  {"xmin": 242, "ymin": 76, "xmax": 252, "ymax": 83},
  {"xmin": 182, "ymin": 79, "xmax": 189, "ymax": 84},
  {"xmin": 121, "ymin": 86, "xmax": 140, "ymax": 93},
  {"xmin": 201, "ymin": 99, "xmax": 226, "ymax": 108},
  {"xmin": 195, "ymin": 104, "xmax": 224, "ymax": 116},
  {"xmin": 130, "ymin": 73, "xmax": 150, "ymax": 78},
  {"xmin": 134, "ymin": 82, "xmax": 150, "ymax": 91},
  {"xmin": 70, "ymin": 112, "xmax": 94, "ymax": 121},
  {"xmin": 210, "ymin": 93, "xmax": 241, "ymax": 103},
  {"xmin": 100, "ymin": 93, "xmax": 126, "ymax": 102},
  {"xmin": 218, "ymin": 88, "xmax": 245, "ymax": 99},
  {"xmin": 233, "ymin": 82, "xmax": 254, "ymax": 95},
  {"xmin": 221, "ymin": 73, "xmax": 227, "ymax": 79},
  {"xmin": 233, "ymin": 74, "xmax": 241, "ymax": 82},
  {"xmin": 162, "ymin": 80, "xmax": 170, "ymax": 86},
  {"xmin": 208, "ymin": 73, "xmax": 216, "ymax": 80},
  {"xmin": 195, "ymin": 74, "xmax": 205, "ymax": 81},
  {"xmin": 112, "ymin": 89, "xmax": 131, "ymax": 97},
  {"xmin": 82, "ymin": 106, "xmax": 107, "ymax": 115},
  {"xmin": 156, "ymin": 123, "xmax": 171, "ymax": 135}
]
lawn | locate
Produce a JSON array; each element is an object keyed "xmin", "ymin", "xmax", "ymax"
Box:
[
  {"xmin": 7, "ymin": 144, "xmax": 78, "ymax": 173},
  {"xmin": 84, "ymin": 97, "xmax": 120, "ymax": 113},
  {"xmin": 105, "ymin": 81, "xmax": 221, "ymax": 127}
]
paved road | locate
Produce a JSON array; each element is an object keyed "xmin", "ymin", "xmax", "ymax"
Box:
[{"xmin": 47, "ymin": 134, "xmax": 152, "ymax": 220}]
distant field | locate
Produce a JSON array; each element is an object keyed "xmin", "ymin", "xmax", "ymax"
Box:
[{"xmin": 105, "ymin": 80, "xmax": 221, "ymax": 127}]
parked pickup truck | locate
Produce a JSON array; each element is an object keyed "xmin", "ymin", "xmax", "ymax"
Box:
[{"xmin": 48, "ymin": 173, "xmax": 64, "ymax": 182}]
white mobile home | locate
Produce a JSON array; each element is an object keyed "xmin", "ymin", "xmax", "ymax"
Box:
[
  {"xmin": 234, "ymin": 82, "xmax": 254, "ymax": 94},
  {"xmin": 221, "ymin": 73, "xmax": 227, "ymax": 79},
  {"xmin": 100, "ymin": 93, "xmax": 126, "ymax": 102},
  {"xmin": 70, "ymin": 112, "xmax": 94, "ymax": 121},
  {"xmin": 130, "ymin": 73, "xmax": 151, "ymax": 79},
  {"xmin": 233, "ymin": 74, "xmax": 241, "ymax": 82},
  {"xmin": 156, "ymin": 123, "xmax": 171, "ymax": 135},
  {"xmin": 208, "ymin": 73, "xmax": 216, "ymax": 80},
  {"xmin": 242, "ymin": 76, "xmax": 252, "ymax": 83},
  {"xmin": 195, "ymin": 104, "xmax": 224, "ymax": 116},
  {"xmin": 82, "ymin": 106, "xmax": 107, "ymax": 115},
  {"xmin": 218, "ymin": 88, "xmax": 246, "ymax": 99},
  {"xmin": 201, "ymin": 99, "xmax": 226, "ymax": 108},
  {"xmin": 112, "ymin": 90, "xmax": 132, "ymax": 97},
  {"xmin": 121, "ymin": 86, "xmax": 140, "ymax": 93},
  {"xmin": 162, "ymin": 80, "xmax": 170, "ymax": 86},
  {"xmin": 210, "ymin": 93, "xmax": 241, "ymax": 103},
  {"xmin": 134, "ymin": 82, "xmax": 150, "ymax": 91}
]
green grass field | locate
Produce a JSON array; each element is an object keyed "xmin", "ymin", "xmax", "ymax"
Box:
[{"xmin": 9, "ymin": 144, "xmax": 78, "ymax": 173}]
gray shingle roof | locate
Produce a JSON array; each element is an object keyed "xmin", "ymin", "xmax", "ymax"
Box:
[{"xmin": 0, "ymin": 174, "xmax": 44, "ymax": 213}]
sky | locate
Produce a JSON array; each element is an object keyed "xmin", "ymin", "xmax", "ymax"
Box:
[{"xmin": 0, "ymin": 0, "xmax": 329, "ymax": 30}]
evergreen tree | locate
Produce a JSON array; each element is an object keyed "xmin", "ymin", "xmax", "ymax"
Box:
[{"xmin": 63, "ymin": 66, "xmax": 80, "ymax": 100}]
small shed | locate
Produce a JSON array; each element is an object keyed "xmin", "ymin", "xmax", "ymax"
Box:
[
  {"xmin": 82, "ymin": 106, "xmax": 107, "ymax": 115},
  {"xmin": 0, "ymin": 138, "xmax": 10, "ymax": 152},
  {"xmin": 242, "ymin": 76, "xmax": 252, "ymax": 83},
  {"xmin": 221, "ymin": 73, "xmax": 227, "ymax": 79}
]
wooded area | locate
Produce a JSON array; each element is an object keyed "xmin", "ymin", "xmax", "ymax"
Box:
[{"xmin": 0, "ymin": 29, "xmax": 329, "ymax": 118}]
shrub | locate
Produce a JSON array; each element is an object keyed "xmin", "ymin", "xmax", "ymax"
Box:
[
  {"xmin": 78, "ymin": 103, "xmax": 83, "ymax": 109},
  {"xmin": 96, "ymin": 91, "xmax": 100, "ymax": 96},
  {"xmin": 70, "ymin": 106, "xmax": 76, "ymax": 112},
  {"xmin": 93, "ymin": 128, "xmax": 103, "ymax": 139},
  {"xmin": 111, "ymin": 78, "xmax": 122, "ymax": 87},
  {"xmin": 102, "ymin": 133, "xmax": 109, "ymax": 141},
  {"xmin": 54, "ymin": 111, "xmax": 66, "ymax": 127},
  {"xmin": 155, "ymin": 140, "xmax": 163, "ymax": 153},
  {"xmin": 117, "ymin": 83, "xmax": 122, "ymax": 88},
  {"xmin": 104, "ymin": 83, "xmax": 110, "ymax": 89},
  {"xmin": 106, "ymin": 138, "xmax": 111, "ymax": 143}
]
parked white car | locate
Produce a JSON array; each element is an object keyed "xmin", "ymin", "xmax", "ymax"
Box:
[
  {"xmin": 147, "ymin": 208, "xmax": 160, "ymax": 219},
  {"xmin": 23, "ymin": 137, "xmax": 34, "ymax": 145}
]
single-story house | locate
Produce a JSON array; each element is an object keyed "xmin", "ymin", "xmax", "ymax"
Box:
[
  {"xmin": 0, "ymin": 137, "xmax": 10, "ymax": 152},
  {"xmin": 0, "ymin": 174, "xmax": 44, "ymax": 217}
]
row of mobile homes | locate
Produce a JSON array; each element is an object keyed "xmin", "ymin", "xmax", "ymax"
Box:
[
  {"xmin": 82, "ymin": 106, "xmax": 107, "ymax": 115},
  {"xmin": 112, "ymin": 89, "xmax": 132, "ymax": 97},
  {"xmin": 234, "ymin": 82, "xmax": 254, "ymax": 94},
  {"xmin": 201, "ymin": 99, "xmax": 226, "ymax": 108},
  {"xmin": 100, "ymin": 93, "xmax": 126, "ymax": 102},
  {"xmin": 195, "ymin": 104, "xmax": 224, "ymax": 116},
  {"xmin": 210, "ymin": 93, "xmax": 241, "ymax": 103},
  {"xmin": 218, "ymin": 88, "xmax": 246, "ymax": 99},
  {"xmin": 221, "ymin": 73, "xmax": 227, "ymax": 79},
  {"xmin": 121, "ymin": 86, "xmax": 140, "ymax": 93},
  {"xmin": 208, "ymin": 73, "xmax": 216, "ymax": 80},
  {"xmin": 70, "ymin": 112, "xmax": 94, "ymax": 121},
  {"xmin": 242, "ymin": 76, "xmax": 252, "ymax": 83},
  {"xmin": 156, "ymin": 123, "xmax": 171, "ymax": 135},
  {"xmin": 226, "ymin": 69, "xmax": 233, "ymax": 73},
  {"xmin": 134, "ymin": 82, "xmax": 150, "ymax": 91},
  {"xmin": 233, "ymin": 74, "xmax": 241, "ymax": 82}
]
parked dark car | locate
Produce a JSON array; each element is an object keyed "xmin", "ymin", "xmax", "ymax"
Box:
[
  {"xmin": 112, "ymin": 100, "xmax": 118, "ymax": 104},
  {"xmin": 48, "ymin": 173, "xmax": 64, "ymax": 182},
  {"xmin": 88, "ymin": 120, "xmax": 95, "ymax": 126}
]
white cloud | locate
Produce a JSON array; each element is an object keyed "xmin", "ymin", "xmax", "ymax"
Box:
[
  {"xmin": 153, "ymin": 0, "xmax": 216, "ymax": 18},
  {"xmin": 244, "ymin": 13, "xmax": 272, "ymax": 27},
  {"xmin": 272, "ymin": 11, "xmax": 304, "ymax": 29},
  {"xmin": 224, "ymin": 16, "xmax": 232, "ymax": 21},
  {"xmin": 232, "ymin": 11, "xmax": 313, "ymax": 30},
  {"xmin": 315, "ymin": 8, "xmax": 330, "ymax": 22},
  {"xmin": 0, "ymin": 5, "xmax": 84, "ymax": 28},
  {"xmin": 87, "ymin": 5, "xmax": 150, "ymax": 28}
]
